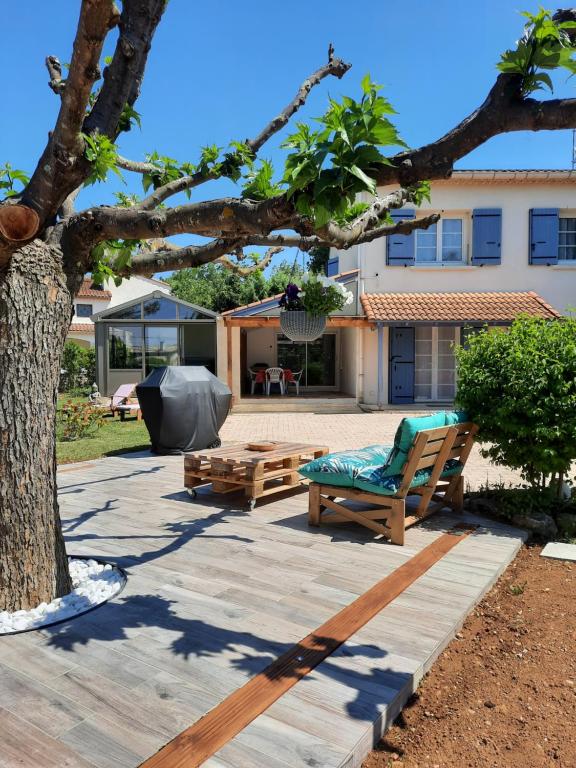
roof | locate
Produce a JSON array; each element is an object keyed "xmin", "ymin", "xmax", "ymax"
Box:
[
  {"xmin": 91, "ymin": 290, "xmax": 218, "ymax": 321},
  {"xmin": 69, "ymin": 323, "xmax": 95, "ymax": 334},
  {"xmin": 360, "ymin": 291, "xmax": 560, "ymax": 324},
  {"xmin": 440, "ymin": 169, "xmax": 576, "ymax": 184},
  {"xmin": 223, "ymin": 269, "xmax": 359, "ymax": 317},
  {"xmin": 76, "ymin": 279, "xmax": 112, "ymax": 300}
]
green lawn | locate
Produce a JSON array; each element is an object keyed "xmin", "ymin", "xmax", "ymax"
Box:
[{"xmin": 56, "ymin": 396, "xmax": 151, "ymax": 464}]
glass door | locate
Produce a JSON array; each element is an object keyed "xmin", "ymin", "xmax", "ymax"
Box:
[
  {"xmin": 414, "ymin": 326, "xmax": 458, "ymax": 401},
  {"xmin": 145, "ymin": 325, "xmax": 179, "ymax": 375},
  {"xmin": 276, "ymin": 334, "xmax": 337, "ymax": 389}
]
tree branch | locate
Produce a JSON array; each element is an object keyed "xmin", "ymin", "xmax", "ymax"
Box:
[
  {"xmin": 373, "ymin": 72, "xmax": 576, "ymax": 186},
  {"xmin": 138, "ymin": 52, "xmax": 351, "ymax": 210},
  {"xmin": 70, "ymin": 195, "xmax": 297, "ymax": 243},
  {"xmin": 115, "ymin": 155, "xmax": 157, "ymax": 174},
  {"xmin": 245, "ymin": 52, "xmax": 351, "ymax": 156},
  {"xmin": 217, "ymin": 246, "xmax": 283, "ymax": 275},
  {"xmin": 127, "ymin": 238, "xmax": 242, "ymax": 276},
  {"xmin": 83, "ymin": 0, "xmax": 165, "ymax": 138},
  {"xmin": 45, "ymin": 56, "xmax": 65, "ymax": 95},
  {"xmin": 22, "ymin": 0, "xmax": 119, "ymax": 223},
  {"xmin": 245, "ymin": 213, "xmax": 441, "ymax": 250}
]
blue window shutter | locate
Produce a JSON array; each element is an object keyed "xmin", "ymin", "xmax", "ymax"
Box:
[
  {"xmin": 386, "ymin": 209, "xmax": 416, "ymax": 266},
  {"xmin": 472, "ymin": 208, "xmax": 502, "ymax": 265},
  {"xmin": 530, "ymin": 208, "xmax": 559, "ymax": 265},
  {"xmin": 326, "ymin": 257, "xmax": 339, "ymax": 277}
]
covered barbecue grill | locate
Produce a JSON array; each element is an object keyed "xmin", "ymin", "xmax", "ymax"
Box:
[{"xmin": 136, "ymin": 366, "xmax": 231, "ymax": 455}]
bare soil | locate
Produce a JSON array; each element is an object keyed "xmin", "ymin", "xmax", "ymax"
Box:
[{"xmin": 363, "ymin": 545, "xmax": 576, "ymax": 768}]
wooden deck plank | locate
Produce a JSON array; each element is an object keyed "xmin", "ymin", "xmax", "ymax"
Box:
[{"xmin": 0, "ymin": 448, "xmax": 527, "ymax": 768}]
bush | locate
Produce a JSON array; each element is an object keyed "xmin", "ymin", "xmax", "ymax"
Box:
[
  {"xmin": 58, "ymin": 400, "xmax": 104, "ymax": 441},
  {"xmin": 60, "ymin": 341, "xmax": 96, "ymax": 393},
  {"xmin": 455, "ymin": 315, "xmax": 576, "ymax": 490}
]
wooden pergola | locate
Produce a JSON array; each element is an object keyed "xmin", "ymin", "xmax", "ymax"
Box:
[{"xmin": 221, "ymin": 315, "xmax": 372, "ymax": 394}]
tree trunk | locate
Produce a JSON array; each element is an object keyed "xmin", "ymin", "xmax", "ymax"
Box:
[{"xmin": 0, "ymin": 241, "xmax": 73, "ymax": 611}]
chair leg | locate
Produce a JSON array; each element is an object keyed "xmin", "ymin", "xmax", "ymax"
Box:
[
  {"xmin": 453, "ymin": 475, "xmax": 464, "ymax": 513},
  {"xmin": 389, "ymin": 500, "xmax": 405, "ymax": 545},
  {"xmin": 308, "ymin": 484, "xmax": 321, "ymax": 526}
]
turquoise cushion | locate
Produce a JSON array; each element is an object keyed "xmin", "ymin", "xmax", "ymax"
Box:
[
  {"xmin": 384, "ymin": 412, "xmax": 447, "ymax": 476},
  {"xmin": 299, "ymin": 445, "xmax": 392, "ymax": 487},
  {"xmin": 444, "ymin": 410, "xmax": 469, "ymax": 426},
  {"xmin": 354, "ymin": 459, "xmax": 463, "ymax": 496}
]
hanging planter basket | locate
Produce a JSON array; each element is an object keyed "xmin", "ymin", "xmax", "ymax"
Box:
[{"xmin": 280, "ymin": 310, "xmax": 327, "ymax": 342}]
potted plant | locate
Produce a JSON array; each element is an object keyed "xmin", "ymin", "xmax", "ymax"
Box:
[{"xmin": 279, "ymin": 273, "xmax": 354, "ymax": 342}]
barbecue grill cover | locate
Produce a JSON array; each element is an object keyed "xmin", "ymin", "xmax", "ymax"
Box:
[{"xmin": 136, "ymin": 366, "xmax": 232, "ymax": 455}]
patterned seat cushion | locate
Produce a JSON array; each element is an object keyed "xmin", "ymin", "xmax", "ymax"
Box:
[
  {"xmin": 354, "ymin": 459, "xmax": 464, "ymax": 496},
  {"xmin": 299, "ymin": 445, "xmax": 393, "ymax": 488}
]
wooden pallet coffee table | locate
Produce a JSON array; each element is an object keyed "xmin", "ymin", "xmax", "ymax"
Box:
[{"xmin": 184, "ymin": 442, "xmax": 328, "ymax": 509}]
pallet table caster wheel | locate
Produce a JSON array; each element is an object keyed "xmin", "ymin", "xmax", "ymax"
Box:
[
  {"xmin": 248, "ymin": 499, "xmax": 256, "ymax": 511},
  {"xmin": 187, "ymin": 488, "xmax": 197, "ymax": 499}
]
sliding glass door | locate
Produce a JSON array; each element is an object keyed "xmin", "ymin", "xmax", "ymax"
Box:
[{"xmin": 276, "ymin": 334, "xmax": 337, "ymax": 389}]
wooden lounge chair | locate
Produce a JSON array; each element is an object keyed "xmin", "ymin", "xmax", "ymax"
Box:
[
  {"xmin": 306, "ymin": 419, "xmax": 477, "ymax": 546},
  {"xmin": 109, "ymin": 383, "xmax": 138, "ymax": 417}
]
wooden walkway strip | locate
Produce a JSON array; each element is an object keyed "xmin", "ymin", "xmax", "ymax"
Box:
[{"xmin": 141, "ymin": 525, "xmax": 476, "ymax": 768}]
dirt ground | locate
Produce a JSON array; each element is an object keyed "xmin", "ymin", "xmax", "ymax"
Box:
[{"xmin": 363, "ymin": 545, "xmax": 576, "ymax": 768}]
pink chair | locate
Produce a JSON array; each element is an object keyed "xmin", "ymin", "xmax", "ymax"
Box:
[{"xmin": 110, "ymin": 384, "xmax": 138, "ymax": 417}]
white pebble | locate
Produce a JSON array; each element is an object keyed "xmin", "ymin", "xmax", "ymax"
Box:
[{"xmin": 0, "ymin": 559, "xmax": 125, "ymax": 635}]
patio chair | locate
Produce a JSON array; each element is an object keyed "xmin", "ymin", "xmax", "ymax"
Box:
[
  {"xmin": 265, "ymin": 367, "xmax": 285, "ymax": 396},
  {"xmin": 248, "ymin": 368, "xmax": 259, "ymax": 395},
  {"xmin": 109, "ymin": 383, "xmax": 138, "ymax": 417},
  {"xmin": 301, "ymin": 412, "xmax": 477, "ymax": 545},
  {"xmin": 285, "ymin": 369, "xmax": 303, "ymax": 396}
]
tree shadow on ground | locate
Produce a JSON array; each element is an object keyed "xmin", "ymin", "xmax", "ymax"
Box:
[{"xmin": 43, "ymin": 589, "xmax": 411, "ymax": 724}]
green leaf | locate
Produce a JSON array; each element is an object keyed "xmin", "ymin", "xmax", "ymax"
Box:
[{"xmin": 348, "ymin": 165, "xmax": 376, "ymax": 194}]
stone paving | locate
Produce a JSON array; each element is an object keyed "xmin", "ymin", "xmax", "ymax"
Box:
[{"xmin": 219, "ymin": 410, "xmax": 523, "ymax": 491}]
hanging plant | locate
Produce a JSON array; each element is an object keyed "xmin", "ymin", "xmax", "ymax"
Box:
[{"xmin": 279, "ymin": 273, "xmax": 354, "ymax": 342}]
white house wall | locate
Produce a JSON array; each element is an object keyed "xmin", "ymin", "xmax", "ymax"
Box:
[
  {"xmin": 246, "ymin": 328, "xmax": 277, "ymax": 368},
  {"xmin": 339, "ymin": 327, "xmax": 358, "ymax": 397},
  {"xmin": 347, "ymin": 181, "xmax": 576, "ymax": 313}
]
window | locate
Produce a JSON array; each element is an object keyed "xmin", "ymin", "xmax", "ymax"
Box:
[
  {"xmin": 76, "ymin": 303, "xmax": 93, "ymax": 318},
  {"xmin": 145, "ymin": 326, "xmax": 179, "ymax": 374},
  {"xmin": 414, "ymin": 326, "xmax": 458, "ymax": 401},
  {"xmin": 559, "ymin": 217, "xmax": 576, "ymax": 261},
  {"xmin": 143, "ymin": 297, "xmax": 178, "ymax": 320},
  {"xmin": 416, "ymin": 218, "xmax": 464, "ymax": 263},
  {"xmin": 108, "ymin": 325, "xmax": 143, "ymax": 369}
]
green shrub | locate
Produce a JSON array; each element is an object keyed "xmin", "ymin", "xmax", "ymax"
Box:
[
  {"xmin": 455, "ymin": 315, "xmax": 576, "ymax": 490},
  {"xmin": 58, "ymin": 400, "xmax": 104, "ymax": 441},
  {"xmin": 60, "ymin": 341, "xmax": 96, "ymax": 393}
]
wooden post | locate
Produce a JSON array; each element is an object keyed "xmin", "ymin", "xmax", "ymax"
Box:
[
  {"xmin": 226, "ymin": 323, "xmax": 234, "ymax": 403},
  {"xmin": 308, "ymin": 484, "xmax": 321, "ymax": 526}
]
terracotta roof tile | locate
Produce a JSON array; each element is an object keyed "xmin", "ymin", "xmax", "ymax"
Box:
[
  {"xmin": 76, "ymin": 279, "xmax": 112, "ymax": 299},
  {"xmin": 69, "ymin": 323, "xmax": 95, "ymax": 333},
  {"xmin": 360, "ymin": 291, "xmax": 560, "ymax": 323}
]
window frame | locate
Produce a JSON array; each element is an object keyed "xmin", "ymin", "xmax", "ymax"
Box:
[
  {"xmin": 558, "ymin": 215, "xmax": 576, "ymax": 262},
  {"xmin": 76, "ymin": 303, "xmax": 93, "ymax": 318},
  {"xmin": 415, "ymin": 213, "xmax": 469, "ymax": 265}
]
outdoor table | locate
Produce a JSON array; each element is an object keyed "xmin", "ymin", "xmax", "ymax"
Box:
[{"xmin": 184, "ymin": 441, "xmax": 328, "ymax": 509}]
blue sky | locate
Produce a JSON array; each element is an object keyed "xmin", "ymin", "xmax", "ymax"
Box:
[{"xmin": 1, "ymin": 1, "xmax": 574, "ymax": 275}]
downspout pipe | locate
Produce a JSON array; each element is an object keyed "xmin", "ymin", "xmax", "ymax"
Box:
[{"xmin": 377, "ymin": 321, "xmax": 384, "ymax": 409}]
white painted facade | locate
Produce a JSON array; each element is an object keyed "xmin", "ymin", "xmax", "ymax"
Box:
[{"xmin": 335, "ymin": 172, "xmax": 576, "ymax": 314}]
